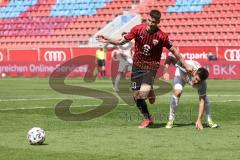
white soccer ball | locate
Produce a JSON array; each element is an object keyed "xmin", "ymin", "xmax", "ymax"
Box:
[
  {"xmin": 27, "ymin": 127, "xmax": 46, "ymax": 145},
  {"xmin": 1, "ymin": 73, "xmax": 6, "ymax": 78}
]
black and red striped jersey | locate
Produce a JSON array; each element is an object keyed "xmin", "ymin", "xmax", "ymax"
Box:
[{"xmin": 124, "ymin": 23, "xmax": 172, "ymax": 70}]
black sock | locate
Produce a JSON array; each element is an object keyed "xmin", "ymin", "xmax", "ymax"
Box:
[{"xmin": 136, "ymin": 99, "xmax": 150, "ymax": 119}]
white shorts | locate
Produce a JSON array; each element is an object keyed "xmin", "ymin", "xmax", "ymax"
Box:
[
  {"xmin": 173, "ymin": 68, "xmax": 185, "ymax": 91},
  {"xmin": 118, "ymin": 58, "xmax": 132, "ymax": 72}
]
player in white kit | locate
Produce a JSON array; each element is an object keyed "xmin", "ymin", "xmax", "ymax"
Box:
[
  {"xmin": 164, "ymin": 59, "xmax": 219, "ymax": 129},
  {"xmin": 113, "ymin": 32, "xmax": 133, "ymax": 92}
]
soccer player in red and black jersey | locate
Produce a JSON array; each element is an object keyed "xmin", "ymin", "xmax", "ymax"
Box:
[{"xmin": 96, "ymin": 10, "xmax": 192, "ymax": 128}]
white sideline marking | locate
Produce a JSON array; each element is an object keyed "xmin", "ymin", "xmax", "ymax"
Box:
[
  {"xmin": 210, "ymin": 100, "xmax": 240, "ymax": 103},
  {"xmin": 0, "ymin": 95, "xmax": 239, "ymax": 111},
  {"xmin": 0, "ymin": 94, "xmax": 239, "ymax": 102},
  {"xmin": 0, "ymin": 99, "xmax": 239, "ymax": 111},
  {"xmin": 0, "ymin": 97, "xmax": 76, "ymax": 102},
  {"xmin": 0, "ymin": 104, "xmax": 128, "ymax": 111}
]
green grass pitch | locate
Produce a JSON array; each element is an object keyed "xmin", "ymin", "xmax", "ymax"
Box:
[{"xmin": 0, "ymin": 78, "xmax": 240, "ymax": 160}]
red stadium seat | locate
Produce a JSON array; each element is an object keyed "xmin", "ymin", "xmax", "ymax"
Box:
[{"xmin": 0, "ymin": 0, "xmax": 239, "ymax": 48}]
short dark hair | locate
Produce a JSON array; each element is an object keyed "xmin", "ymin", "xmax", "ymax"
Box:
[
  {"xmin": 150, "ymin": 10, "xmax": 161, "ymax": 21},
  {"xmin": 121, "ymin": 32, "xmax": 127, "ymax": 36},
  {"xmin": 196, "ymin": 67, "xmax": 209, "ymax": 81}
]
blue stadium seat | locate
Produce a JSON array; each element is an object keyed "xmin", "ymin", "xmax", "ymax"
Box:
[
  {"xmin": 121, "ymin": 15, "xmax": 134, "ymax": 25},
  {"xmin": 167, "ymin": 0, "xmax": 212, "ymax": 13},
  {"xmin": 50, "ymin": 0, "xmax": 111, "ymax": 17},
  {"xmin": 0, "ymin": 0, "xmax": 38, "ymax": 18}
]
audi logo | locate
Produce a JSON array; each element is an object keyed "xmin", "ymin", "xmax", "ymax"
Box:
[
  {"xmin": 224, "ymin": 49, "xmax": 240, "ymax": 61},
  {"xmin": 44, "ymin": 51, "xmax": 66, "ymax": 62},
  {"xmin": 0, "ymin": 51, "xmax": 3, "ymax": 61}
]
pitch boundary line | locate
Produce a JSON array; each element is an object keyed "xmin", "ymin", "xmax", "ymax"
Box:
[
  {"xmin": 0, "ymin": 100, "xmax": 240, "ymax": 111},
  {"xmin": 0, "ymin": 104, "xmax": 128, "ymax": 111},
  {"xmin": 0, "ymin": 94, "xmax": 240, "ymax": 102}
]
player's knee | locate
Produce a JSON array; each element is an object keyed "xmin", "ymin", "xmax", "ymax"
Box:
[
  {"xmin": 138, "ymin": 91, "xmax": 147, "ymax": 99},
  {"xmin": 173, "ymin": 89, "xmax": 182, "ymax": 97},
  {"xmin": 174, "ymin": 84, "xmax": 182, "ymax": 97},
  {"xmin": 138, "ymin": 84, "xmax": 151, "ymax": 99},
  {"xmin": 133, "ymin": 91, "xmax": 148, "ymax": 99},
  {"xmin": 133, "ymin": 91, "xmax": 140, "ymax": 100},
  {"xmin": 138, "ymin": 91, "xmax": 148, "ymax": 99}
]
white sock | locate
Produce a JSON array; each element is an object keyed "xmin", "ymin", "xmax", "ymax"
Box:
[
  {"xmin": 169, "ymin": 95, "xmax": 179, "ymax": 121},
  {"xmin": 114, "ymin": 73, "xmax": 121, "ymax": 90},
  {"xmin": 204, "ymin": 96, "xmax": 213, "ymax": 122}
]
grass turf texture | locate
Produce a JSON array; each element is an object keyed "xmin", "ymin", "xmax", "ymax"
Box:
[{"xmin": 0, "ymin": 78, "xmax": 240, "ymax": 160}]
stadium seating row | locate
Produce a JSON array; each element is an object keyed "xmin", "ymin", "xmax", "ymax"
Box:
[
  {"xmin": 0, "ymin": 0, "xmax": 239, "ymax": 48},
  {"xmin": 139, "ymin": 0, "xmax": 240, "ymax": 46}
]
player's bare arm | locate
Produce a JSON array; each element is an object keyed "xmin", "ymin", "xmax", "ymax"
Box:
[
  {"xmin": 168, "ymin": 46, "xmax": 193, "ymax": 73},
  {"xmin": 196, "ymin": 95, "xmax": 206, "ymax": 130},
  {"xmin": 163, "ymin": 63, "xmax": 170, "ymax": 80},
  {"xmin": 96, "ymin": 35, "xmax": 128, "ymax": 45},
  {"xmin": 163, "ymin": 55, "xmax": 177, "ymax": 80}
]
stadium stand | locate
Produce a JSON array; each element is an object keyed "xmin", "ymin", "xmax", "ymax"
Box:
[
  {"xmin": 139, "ymin": 0, "xmax": 240, "ymax": 46},
  {"xmin": 0, "ymin": 0, "xmax": 239, "ymax": 48},
  {"xmin": 0, "ymin": 0, "xmax": 134, "ymax": 48},
  {"xmin": 0, "ymin": 0, "xmax": 9, "ymax": 7}
]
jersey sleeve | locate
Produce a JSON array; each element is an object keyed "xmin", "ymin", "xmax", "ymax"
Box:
[
  {"xmin": 163, "ymin": 34, "xmax": 173, "ymax": 49},
  {"xmin": 124, "ymin": 26, "xmax": 137, "ymax": 41},
  {"xmin": 198, "ymin": 81, "xmax": 207, "ymax": 96}
]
